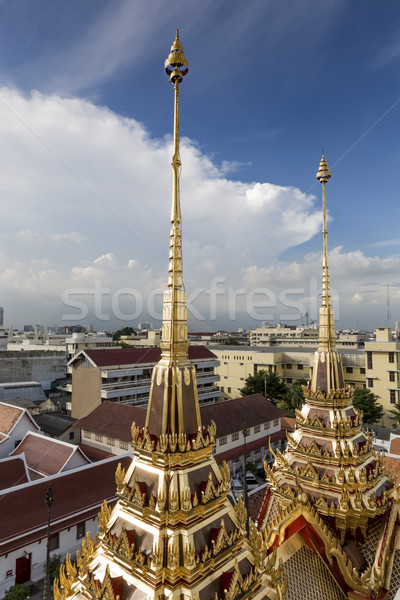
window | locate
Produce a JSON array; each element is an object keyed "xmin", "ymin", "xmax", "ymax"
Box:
[
  {"xmin": 367, "ymin": 378, "xmax": 374, "ymax": 388},
  {"xmin": 120, "ymin": 440, "xmax": 129, "ymax": 450},
  {"xmin": 95, "ymin": 433, "xmax": 103, "ymax": 442},
  {"xmin": 390, "ymin": 390, "xmax": 396, "ymax": 404},
  {"xmin": 69, "ymin": 432, "xmax": 74, "ymax": 441},
  {"xmin": 367, "ymin": 352, "xmax": 373, "ymax": 370},
  {"xmin": 286, "ymin": 363, "xmax": 292, "ymax": 369},
  {"xmin": 298, "ymin": 364, "xmax": 303, "ymax": 370},
  {"xmin": 389, "ymin": 372, "xmax": 395, "ymax": 382},
  {"xmin": 254, "ymin": 425, "xmax": 260, "ymax": 433},
  {"xmin": 76, "ymin": 522, "xmax": 85, "ymax": 539},
  {"xmin": 273, "ymin": 419, "xmax": 279, "ymax": 427},
  {"xmin": 232, "ymin": 432, "xmax": 239, "ymax": 441},
  {"xmin": 346, "ymin": 367, "xmax": 353, "ymax": 374},
  {"xmin": 287, "ymin": 378, "xmax": 292, "ymax": 384},
  {"xmin": 49, "ymin": 533, "xmax": 59, "ymax": 551},
  {"xmin": 389, "ymin": 352, "xmax": 395, "ymax": 363},
  {"xmin": 107, "ymin": 437, "xmax": 115, "ymax": 446},
  {"xmin": 219, "ymin": 436, "xmax": 227, "ymax": 446},
  {"xmin": 227, "ymin": 387, "xmax": 231, "ymax": 393},
  {"xmin": 264, "ymin": 422, "xmax": 270, "ymax": 430},
  {"xmin": 82, "ymin": 430, "xmax": 91, "ymax": 439},
  {"xmin": 233, "ymin": 456, "xmax": 240, "ymax": 463},
  {"xmin": 360, "ymin": 368, "xmax": 366, "ymax": 375}
]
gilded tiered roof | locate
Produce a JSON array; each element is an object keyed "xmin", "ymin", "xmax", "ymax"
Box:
[
  {"xmin": 54, "ymin": 32, "xmax": 285, "ymax": 600},
  {"xmin": 261, "ymin": 154, "xmax": 400, "ymax": 599}
]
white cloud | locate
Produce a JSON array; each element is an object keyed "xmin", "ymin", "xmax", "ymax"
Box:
[{"xmin": 0, "ymin": 86, "xmax": 397, "ymax": 330}]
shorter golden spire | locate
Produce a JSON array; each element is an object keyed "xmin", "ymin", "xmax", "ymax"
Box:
[
  {"xmin": 316, "ymin": 152, "xmax": 331, "ymax": 184},
  {"xmin": 165, "ymin": 29, "xmax": 188, "ymax": 83}
]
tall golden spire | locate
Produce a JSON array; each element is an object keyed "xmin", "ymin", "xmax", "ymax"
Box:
[
  {"xmin": 311, "ymin": 153, "xmax": 344, "ymax": 393},
  {"xmin": 145, "ymin": 31, "xmax": 201, "ymax": 436}
]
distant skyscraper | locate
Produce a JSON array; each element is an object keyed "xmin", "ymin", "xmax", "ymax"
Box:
[{"xmin": 0, "ymin": 307, "xmax": 3, "ymax": 327}]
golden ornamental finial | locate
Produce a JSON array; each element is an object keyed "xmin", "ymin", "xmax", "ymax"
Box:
[
  {"xmin": 165, "ymin": 30, "xmax": 188, "ymax": 83},
  {"xmin": 316, "ymin": 153, "xmax": 331, "ymax": 184}
]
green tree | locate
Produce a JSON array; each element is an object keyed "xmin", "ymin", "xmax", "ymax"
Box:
[
  {"xmin": 277, "ymin": 379, "xmax": 307, "ymax": 416},
  {"xmin": 113, "ymin": 327, "xmax": 136, "ymax": 342},
  {"xmin": 49, "ymin": 553, "xmax": 62, "ymax": 584},
  {"xmin": 388, "ymin": 403, "xmax": 400, "ymax": 425},
  {"xmin": 353, "ymin": 387, "xmax": 384, "ymax": 425},
  {"xmin": 4, "ymin": 585, "xmax": 30, "ymax": 600},
  {"xmin": 240, "ymin": 370, "xmax": 288, "ymax": 404}
]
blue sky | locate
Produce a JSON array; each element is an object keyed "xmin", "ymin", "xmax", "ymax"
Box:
[{"xmin": 0, "ymin": 0, "xmax": 400, "ymax": 330}]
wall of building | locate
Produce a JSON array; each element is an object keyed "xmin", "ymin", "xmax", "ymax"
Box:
[
  {"xmin": 365, "ymin": 328, "xmax": 400, "ymax": 425},
  {"xmin": 71, "ymin": 361, "xmax": 102, "ymax": 419},
  {"xmin": 0, "ymin": 351, "xmax": 66, "ymax": 390},
  {"xmin": 0, "ymin": 517, "xmax": 98, "ymax": 597},
  {"xmin": 210, "ymin": 346, "xmax": 366, "ymax": 400}
]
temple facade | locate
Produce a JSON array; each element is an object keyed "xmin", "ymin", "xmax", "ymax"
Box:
[
  {"xmin": 259, "ymin": 156, "xmax": 400, "ymax": 600},
  {"xmin": 54, "ymin": 33, "xmax": 285, "ymax": 600}
]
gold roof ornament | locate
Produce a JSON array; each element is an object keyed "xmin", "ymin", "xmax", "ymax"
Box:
[{"xmin": 165, "ymin": 29, "xmax": 188, "ymax": 83}]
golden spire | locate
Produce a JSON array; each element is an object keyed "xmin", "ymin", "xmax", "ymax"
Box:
[
  {"xmin": 311, "ymin": 153, "xmax": 344, "ymax": 393},
  {"xmin": 145, "ymin": 32, "xmax": 201, "ymax": 436}
]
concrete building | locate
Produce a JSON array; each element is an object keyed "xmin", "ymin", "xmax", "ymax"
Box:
[
  {"xmin": 365, "ymin": 327, "xmax": 400, "ymax": 425},
  {"xmin": 76, "ymin": 396, "xmax": 287, "ymax": 473},
  {"xmin": 250, "ymin": 324, "xmax": 319, "ymax": 347},
  {"xmin": 0, "ymin": 351, "xmax": 66, "ymax": 390},
  {"xmin": 68, "ymin": 346, "xmax": 220, "ymax": 419},
  {"xmin": 210, "ymin": 345, "xmax": 365, "ymax": 400}
]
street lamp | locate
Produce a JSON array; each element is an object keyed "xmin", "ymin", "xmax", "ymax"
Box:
[
  {"xmin": 242, "ymin": 423, "xmax": 249, "ymax": 533},
  {"xmin": 43, "ymin": 485, "xmax": 54, "ymax": 600}
]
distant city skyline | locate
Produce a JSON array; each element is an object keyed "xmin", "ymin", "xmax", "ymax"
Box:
[{"xmin": 0, "ymin": 1, "xmax": 399, "ymax": 330}]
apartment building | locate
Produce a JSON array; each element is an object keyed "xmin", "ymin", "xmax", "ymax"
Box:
[
  {"xmin": 76, "ymin": 396, "xmax": 286, "ymax": 474},
  {"xmin": 365, "ymin": 327, "xmax": 400, "ymax": 425},
  {"xmin": 209, "ymin": 345, "xmax": 365, "ymax": 400},
  {"xmin": 69, "ymin": 346, "xmax": 220, "ymax": 419}
]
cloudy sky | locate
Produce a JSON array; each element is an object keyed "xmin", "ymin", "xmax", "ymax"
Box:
[{"xmin": 0, "ymin": 0, "xmax": 400, "ymax": 331}]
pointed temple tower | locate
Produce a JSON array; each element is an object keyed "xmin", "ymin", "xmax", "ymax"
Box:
[
  {"xmin": 260, "ymin": 154, "xmax": 400, "ymax": 600},
  {"xmin": 54, "ymin": 32, "xmax": 286, "ymax": 600}
]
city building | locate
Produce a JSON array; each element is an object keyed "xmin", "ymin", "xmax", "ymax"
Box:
[
  {"xmin": 0, "ymin": 351, "xmax": 66, "ymax": 390},
  {"xmin": 258, "ymin": 155, "xmax": 400, "ymax": 599},
  {"xmin": 33, "ymin": 412, "xmax": 79, "ymax": 443},
  {"xmin": 68, "ymin": 345, "xmax": 220, "ymax": 419},
  {"xmin": 211, "ymin": 345, "xmax": 365, "ymax": 400},
  {"xmin": 365, "ymin": 327, "xmax": 400, "ymax": 424},
  {"xmin": 250, "ymin": 324, "xmax": 319, "ymax": 347},
  {"xmin": 54, "ymin": 33, "xmax": 284, "ymax": 600},
  {"xmin": 0, "ymin": 455, "xmax": 130, "ymax": 597},
  {"xmin": 76, "ymin": 396, "xmax": 287, "ymax": 473}
]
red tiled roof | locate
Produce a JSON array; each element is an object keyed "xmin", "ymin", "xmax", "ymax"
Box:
[
  {"xmin": 0, "ymin": 403, "xmax": 24, "ymax": 435},
  {"xmin": 77, "ymin": 396, "xmax": 286, "ymax": 443},
  {"xmin": 390, "ymin": 438, "xmax": 400, "ymax": 455},
  {"xmin": 79, "ymin": 346, "xmax": 216, "ymax": 368},
  {"xmin": 384, "ymin": 456, "xmax": 400, "ymax": 485},
  {"xmin": 200, "ymin": 395, "xmax": 287, "ymax": 438},
  {"xmin": 10, "ymin": 432, "xmax": 90, "ymax": 477},
  {"xmin": 77, "ymin": 403, "xmax": 147, "ymax": 441},
  {"xmin": 0, "ymin": 455, "xmax": 131, "ymax": 554},
  {"xmin": 79, "ymin": 443, "xmax": 114, "ymax": 461},
  {"xmin": 281, "ymin": 417, "xmax": 296, "ymax": 432},
  {"xmin": 0, "ymin": 456, "xmax": 30, "ymax": 490},
  {"xmin": 248, "ymin": 486, "xmax": 268, "ymax": 522}
]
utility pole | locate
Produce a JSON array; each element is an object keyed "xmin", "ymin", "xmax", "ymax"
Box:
[
  {"xmin": 242, "ymin": 423, "xmax": 249, "ymax": 533},
  {"xmin": 43, "ymin": 485, "xmax": 54, "ymax": 600}
]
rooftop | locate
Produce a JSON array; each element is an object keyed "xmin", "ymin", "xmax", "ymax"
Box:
[
  {"xmin": 77, "ymin": 395, "xmax": 286, "ymax": 441},
  {"xmin": 0, "ymin": 402, "xmax": 25, "ymax": 435},
  {"xmin": 10, "ymin": 431, "xmax": 90, "ymax": 478},
  {"xmin": 0, "ymin": 455, "xmax": 131, "ymax": 554},
  {"xmin": 33, "ymin": 412, "xmax": 77, "ymax": 436},
  {"xmin": 71, "ymin": 345, "xmax": 216, "ymax": 368},
  {"xmin": 0, "ymin": 455, "xmax": 30, "ymax": 490}
]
